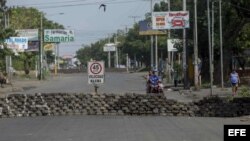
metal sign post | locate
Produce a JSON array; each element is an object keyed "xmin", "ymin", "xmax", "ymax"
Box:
[{"xmin": 103, "ymin": 43, "xmax": 116, "ymax": 68}]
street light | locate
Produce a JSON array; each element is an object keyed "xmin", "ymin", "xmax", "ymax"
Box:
[{"xmin": 39, "ymin": 12, "xmax": 64, "ymax": 80}]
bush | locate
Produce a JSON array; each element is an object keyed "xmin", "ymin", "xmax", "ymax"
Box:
[{"xmin": 238, "ymin": 86, "xmax": 250, "ymax": 97}]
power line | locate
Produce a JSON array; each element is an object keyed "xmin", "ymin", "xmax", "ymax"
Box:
[
  {"xmin": 33, "ymin": 0, "xmax": 146, "ymax": 9},
  {"xmin": 15, "ymin": 0, "xmax": 88, "ymax": 6}
]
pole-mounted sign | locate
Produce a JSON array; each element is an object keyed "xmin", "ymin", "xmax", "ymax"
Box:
[{"xmin": 88, "ymin": 61, "xmax": 105, "ymax": 84}]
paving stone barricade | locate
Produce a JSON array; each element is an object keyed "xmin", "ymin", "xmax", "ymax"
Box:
[{"xmin": 0, "ymin": 93, "xmax": 249, "ymax": 118}]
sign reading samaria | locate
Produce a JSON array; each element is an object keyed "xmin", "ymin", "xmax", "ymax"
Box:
[{"xmin": 44, "ymin": 29, "xmax": 74, "ymax": 43}]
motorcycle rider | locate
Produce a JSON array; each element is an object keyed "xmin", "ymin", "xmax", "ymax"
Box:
[{"xmin": 148, "ymin": 69, "xmax": 160, "ymax": 93}]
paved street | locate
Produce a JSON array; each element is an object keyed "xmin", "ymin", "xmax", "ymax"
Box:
[
  {"xmin": 0, "ymin": 115, "xmax": 249, "ymax": 141},
  {"xmin": 0, "ymin": 72, "xmax": 249, "ymax": 141},
  {"xmin": 4, "ymin": 72, "xmax": 146, "ymax": 95},
  {"xmin": 2, "ymin": 72, "xmax": 234, "ymax": 102}
]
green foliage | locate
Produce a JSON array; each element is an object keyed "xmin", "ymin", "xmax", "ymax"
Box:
[
  {"xmin": 238, "ymin": 86, "xmax": 250, "ymax": 97},
  {"xmin": 0, "ymin": 5, "xmax": 64, "ymax": 78},
  {"xmin": 225, "ymin": 95, "xmax": 234, "ymax": 102}
]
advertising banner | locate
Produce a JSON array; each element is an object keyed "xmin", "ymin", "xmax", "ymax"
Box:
[
  {"xmin": 139, "ymin": 20, "xmax": 166, "ymax": 35},
  {"xmin": 16, "ymin": 29, "xmax": 39, "ymax": 41},
  {"xmin": 44, "ymin": 29, "xmax": 74, "ymax": 43},
  {"xmin": 26, "ymin": 41, "xmax": 39, "ymax": 52},
  {"xmin": 5, "ymin": 37, "xmax": 28, "ymax": 52},
  {"xmin": 152, "ymin": 11, "xmax": 190, "ymax": 29}
]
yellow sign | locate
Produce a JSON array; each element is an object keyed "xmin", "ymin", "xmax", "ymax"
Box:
[{"xmin": 44, "ymin": 43, "xmax": 55, "ymax": 51}]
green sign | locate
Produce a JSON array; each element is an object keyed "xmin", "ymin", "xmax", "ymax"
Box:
[{"xmin": 44, "ymin": 29, "xmax": 74, "ymax": 43}]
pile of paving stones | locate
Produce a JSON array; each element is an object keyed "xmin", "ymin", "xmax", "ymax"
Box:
[
  {"xmin": 0, "ymin": 93, "xmax": 249, "ymax": 118},
  {"xmin": 194, "ymin": 96, "xmax": 250, "ymax": 117}
]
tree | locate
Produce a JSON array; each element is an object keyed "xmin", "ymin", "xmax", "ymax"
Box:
[
  {"xmin": 0, "ymin": 0, "xmax": 16, "ymax": 72},
  {"xmin": 8, "ymin": 7, "xmax": 64, "ymax": 75}
]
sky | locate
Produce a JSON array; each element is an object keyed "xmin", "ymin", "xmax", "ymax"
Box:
[{"xmin": 6, "ymin": 0, "xmax": 154, "ymax": 57}]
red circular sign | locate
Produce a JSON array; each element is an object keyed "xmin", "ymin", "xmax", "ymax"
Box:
[{"xmin": 90, "ymin": 62, "xmax": 102, "ymax": 74}]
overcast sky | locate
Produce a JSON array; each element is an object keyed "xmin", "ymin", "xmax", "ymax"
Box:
[{"xmin": 7, "ymin": 0, "xmax": 154, "ymax": 56}]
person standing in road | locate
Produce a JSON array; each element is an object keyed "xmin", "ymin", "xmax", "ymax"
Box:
[
  {"xmin": 146, "ymin": 70, "xmax": 152, "ymax": 93},
  {"xmin": 230, "ymin": 69, "xmax": 240, "ymax": 96},
  {"xmin": 173, "ymin": 70, "xmax": 178, "ymax": 87}
]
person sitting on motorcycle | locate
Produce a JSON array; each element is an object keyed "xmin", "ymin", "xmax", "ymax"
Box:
[{"xmin": 148, "ymin": 69, "xmax": 160, "ymax": 92}]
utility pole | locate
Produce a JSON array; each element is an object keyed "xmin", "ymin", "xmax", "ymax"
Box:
[
  {"xmin": 108, "ymin": 34, "xmax": 111, "ymax": 68},
  {"xmin": 194, "ymin": 0, "xmax": 199, "ymax": 90},
  {"xmin": 219, "ymin": 0, "xmax": 224, "ymax": 89},
  {"xmin": 212, "ymin": 1, "xmax": 215, "ymax": 77},
  {"xmin": 207, "ymin": 0, "xmax": 213, "ymax": 95},
  {"xmin": 115, "ymin": 34, "xmax": 119, "ymax": 68},
  {"xmin": 54, "ymin": 43, "xmax": 57, "ymax": 75},
  {"xmin": 151, "ymin": 36, "xmax": 154, "ymax": 69},
  {"xmin": 183, "ymin": 0, "xmax": 188, "ymax": 89},
  {"xmin": 151, "ymin": 0, "xmax": 154, "ymax": 69},
  {"xmin": 40, "ymin": 13, "xmax": 43, "ymax": 80},
  {"xmin": 167, "ymin": 0, "xmax": 172, "ymax": 83},
  {"xmin": 129, "ymin": 16, "xmax": 141, "ymax": 24},
  {"xmin": 126, "ymin": 53, "xmax": 129, "ymax": 72},
  {"xmin": 155, "ymin": 35, "xmax": 158, "ymax": 72}
]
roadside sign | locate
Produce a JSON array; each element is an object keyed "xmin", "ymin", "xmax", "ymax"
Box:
[
  {"xmin": 44, "ymin": 29, "xmax": 74, "ymax": 43},
  {"xmin": 16, "ymin": 29, "xmax": 39, "ymax": 41},
  {"xmin": 5, "ymin": 37, "xmax": 28, "ymax": 52},
  {"xmin": 88, "ymin": 61, "xmax": 105, "ymax": 84},
  {"xmin": 167, "ymin": 39, "xmax": 180, "ymax": 52},
  {"xmin": 152, "ymin": 11, "xmax": 190, "ymax": 30},
  {"xmin": 103, "ymin": 43, "xmax": 116, "ymax": 52}
]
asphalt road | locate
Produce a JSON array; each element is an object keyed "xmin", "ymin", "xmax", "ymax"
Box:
[
  {"xmin": 0, "ymin": 115, "xmax": 248, "ymax": 141},
  {"xmin": 17, "ymin": 72, "xmax": 147, "ymax": 94},
  {"xmin": 1, "ymin": 72, "xmax": 249, "ymax": 141}
]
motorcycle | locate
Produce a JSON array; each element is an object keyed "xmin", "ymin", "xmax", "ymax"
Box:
[{"xmin": 146, "ymin": 80, "xmax": 164, "ymax": 94}]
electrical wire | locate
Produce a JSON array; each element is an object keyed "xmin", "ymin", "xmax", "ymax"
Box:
[
  {"xmin": 15, "ymin": 0, "xmax": 88, "ymax": 6},
  {"xmin": 33, "ymin": 0, "xmax": 146, "ymax": 9}
]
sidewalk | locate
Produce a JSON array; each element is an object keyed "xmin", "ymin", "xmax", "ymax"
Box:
[
  {"xmin": 163, "ymin": 84, "xmax": 232, "ymax": 103},
  {"xmin": 0, "ymin": 79, "xmax": 42, "ymax": 96}
]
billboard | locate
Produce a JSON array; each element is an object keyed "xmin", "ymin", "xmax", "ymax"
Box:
[
  {"xmin": 44, "ymin": 29, "xmax": 74, "ymax": 43},
  {"xmin": 152, "ymin": 11, "xmax": 190, "ymax": 29},
  {"xmin": 16, "ymin": 29, "xmax": 39, "ymax": 41},
  {"xmin": 26, "ymin": 41, "xmax": 39, "ymax": 52},
  {"xmin": 139, "ymin": 20, "xmax": 167, "ymax": 35},
  {"xmin": 5, "ymin": 37, "xmax": 28, "ymax": 52},
  {"xmin": 103, "ymin": 43, "xmax": 116, "ymax": 52}
]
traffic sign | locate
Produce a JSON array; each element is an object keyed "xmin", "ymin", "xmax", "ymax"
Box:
[{"xmin": 88, "ymin": 61, "xmax": 105, "ymax": 84}]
